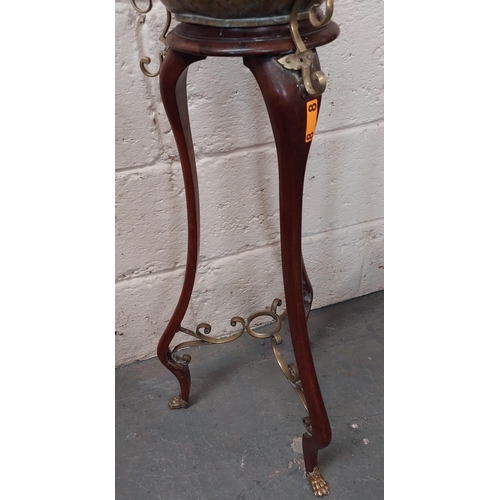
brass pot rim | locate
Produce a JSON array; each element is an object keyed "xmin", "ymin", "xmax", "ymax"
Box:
[
  {"xmin": 158, "ymin": 0, "xmax": 323, "ymax": 28},
  {"xmin": 171, "ymin": 10, "xmax": 311, "ymax": 28}
]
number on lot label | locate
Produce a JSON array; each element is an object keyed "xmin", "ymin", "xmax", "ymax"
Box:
[{"xmin": 305, "ymin": 99, "xmax": 318, "ymax": 143}]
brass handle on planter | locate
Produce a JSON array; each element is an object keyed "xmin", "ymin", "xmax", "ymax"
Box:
[
  {"xmin": 139, "ymin": 10, "xmax": 171, "ymax": 77},
  {"xmin": 130, "ymin": 1, "xmax": 171, "ymax": 78},
  {"xmin": 279, "ymin": 0, "xmax": 335, "ymax": 96}
]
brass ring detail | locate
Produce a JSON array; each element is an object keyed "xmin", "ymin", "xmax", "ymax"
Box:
[
  {"xmin": 171, "ymin": 298, "xmax": 309, "ymax": 418},
  {"xmin": 130, "ymin": 0, "xmax": 152, "ymax": 14}
]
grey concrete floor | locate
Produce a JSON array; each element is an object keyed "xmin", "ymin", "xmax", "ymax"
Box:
[{"xmin": 116, "ymin": 291, "xmax": 383, "ymax": 500}]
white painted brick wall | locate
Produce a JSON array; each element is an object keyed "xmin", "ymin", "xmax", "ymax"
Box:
[{"xmin": 115, "ymin": 0, "xmax": 384, "ymax": 366}]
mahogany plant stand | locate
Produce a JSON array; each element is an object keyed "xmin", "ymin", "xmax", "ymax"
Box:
[{"xmin": 156, "ymin": 19, "xmax": 340, "ymax": 497}]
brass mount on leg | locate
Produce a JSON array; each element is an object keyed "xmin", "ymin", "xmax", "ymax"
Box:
[
  {"xmin": 306, "ymin": 466, "xmax": 330, "ymax": 497},
  {"xmin": 168, "ymin": 394, "xmax": 188, "ymax": 409},
  {"xmin": 278, "ymin": 0, "xmax": 334, "ymax": 96}
]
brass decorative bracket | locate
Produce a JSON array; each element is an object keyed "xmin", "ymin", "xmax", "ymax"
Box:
[
  {"xmin": 278, "ymin": 0, "xmax": 334, "ymax": 96},
  {"xmin": 130, "ymin": 0, "xmax": 171, "ymax": 77},
  {"xmin": 171, "ymin": 299, "xmax": 312, "ymax": 434},
  {"xmin": 271, "ymin": 334, "xmax": 307, "ymax": 412},
  {"xmin": 171, "ymin": 298, "xmax": 286, "ymax": 364}
]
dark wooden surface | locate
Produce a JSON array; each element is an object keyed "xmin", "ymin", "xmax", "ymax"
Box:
[
  {"xmin": 244, "ymin": 51, "xmax": 331, "ymax": 472},
  {"xmin": 157, "ymin": 49, "xmax": 206, "ymax": 404},
  {"xmin": 167, "ymin": 19, "xmax": 340, "ymax": 56}
]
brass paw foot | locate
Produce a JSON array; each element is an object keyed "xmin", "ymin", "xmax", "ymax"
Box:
[
  {"xmin": 168, "ymin": 395, "xmax": 188, "ymax": 409},
  {"xmin": 306, "ymin": 466, "xmax": 329, "ymax": 497}
]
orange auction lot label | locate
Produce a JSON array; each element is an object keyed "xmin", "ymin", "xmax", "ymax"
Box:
[{"xmin": 305, "ymin": 99, "xmax": 318, "ymax": 143}]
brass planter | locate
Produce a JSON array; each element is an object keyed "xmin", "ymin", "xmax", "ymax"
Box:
[
  {"xmin": 159, "ymin": 0, "xmax": 324, "ymax": 27},
  {"xmin": 131, "ymin": 0, "xmax": 334, "ymax": 89}
]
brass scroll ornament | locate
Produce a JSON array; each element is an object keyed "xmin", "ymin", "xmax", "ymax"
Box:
[
  {"xmin": 130, "ymin": 0, "xmax": 152, "ymax": 14},
  {"xmin": 130, "ymin": 0, "xmax": 171, "ymax": 77},
  {"xmin": 171, "ymin": 298, "xmax": 287, "ymax": 365},
  {"xmin": 170, "ymin": 299, "xmax": 312, "ymax": 434},
  {"xmin": 279, "ymin": 0, "xmax": 334, "ymax": 96}
]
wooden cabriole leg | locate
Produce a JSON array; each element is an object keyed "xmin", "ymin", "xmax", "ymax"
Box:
[
  {"xmin": 244, "ymin": 52, "xmax": 332, "ymax": 497},
  {"xmin": 156, "ymin": 49, "xmax": 206, "ymax": 410}
]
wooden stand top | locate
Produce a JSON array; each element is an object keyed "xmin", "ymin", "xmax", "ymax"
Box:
[{"xmin": 167, "ymin": 20, "xmax": 340, "ymax": 57}]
